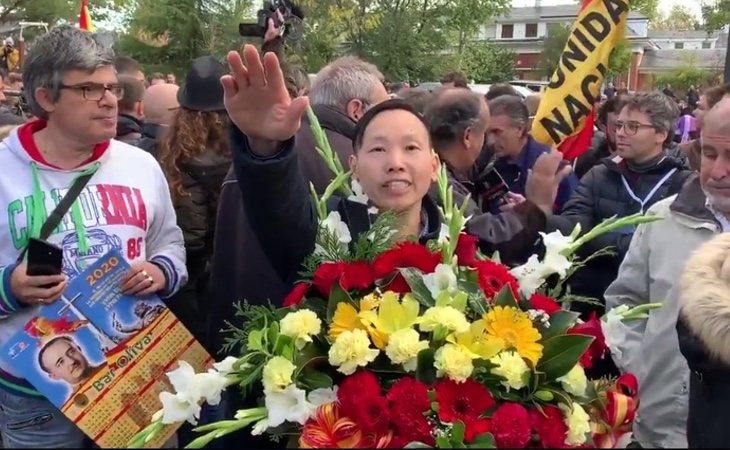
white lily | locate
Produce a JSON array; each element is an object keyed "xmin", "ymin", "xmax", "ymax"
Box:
[
  {"xmin": 159, "ymin": 391, "xmax": 201, "ymax": 425},
  {"xmin": 196, "ymin": 371, "xmax": 230, "ymax": 406},
  {"xmin": 166, "ymin": 361, "xmax": 200, "ymax": 403},
  {"xmin": 307, "ymin": 387, "xmax": 338, "ymax": 408},
  {"xmin": 423, "ymin": 263, "xmax": 458, "ymax": 299},
  {"xmin": 322, "ymin": 211, "xmax": 352, "ymax": 245},
  {"xmin": 510, "ymin": 255, "xmax": 547, "ymax": 297},
  {"xmin": 540, "ymin": 230, "xmax": 573, "ymax": 278},
  {"xmin": 212, "ymin": 356, "xmax": 239, "ymax": 375},
  {"xmin": 264, "ymin": 385, "xmax": 314, "ymax": 428}
]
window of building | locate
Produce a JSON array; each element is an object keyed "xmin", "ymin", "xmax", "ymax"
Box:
[
  {"xmin": 702, "ymin": 41, "xmax": 712, "ymax": 49},
  {"xmin": 675, "ymin": 42, "xmax": 684, "ymax": 49},
  {"xmin": 501, "ymin": 24, "xmax": 514, "ymax": 39},
  {"xmin": 526, "ymin": 23, "xmax": 538, "ymax": 38}
]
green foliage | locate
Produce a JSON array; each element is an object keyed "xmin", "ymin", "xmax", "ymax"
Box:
[
  {"xmin": 629, "ymin": 0, "xmax": 660, "ymax": 22},
  {"xmin": 460, "ymin": 41, "xmax": 515, "ymax": 84},
  {"xmin": 703, "ymin": 0, "xmax": 730, "ymax": 32},
  {"xmin": 656, "ymin": 64, "xmax": 722, "ymax": 92},
  {"xmin": 607, "ymin": 38, "xmax": 632, "ymax": 78},
  {"xmin": 538, "ymin": 24, "xmax": 571, "ymax": 78},
  {"xmin": 116, "ymin": 0, "xmax": 251, "ymax": 74},
  {"xmin": 536, "ymin": 334, "xmax": 594, "ymax": 380},
  {"xmin": 651, "ymin": 4, "xmax": 700, "ymax": 31}
]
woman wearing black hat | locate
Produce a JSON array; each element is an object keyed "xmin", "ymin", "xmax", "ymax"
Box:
[{"xmin": 158, "ymin": 55, "xmax": 231, "ymax": 352}]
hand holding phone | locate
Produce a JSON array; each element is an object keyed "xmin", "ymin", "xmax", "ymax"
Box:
[{"xmin": 9, "ymin": 238, "xmax": 67, "ymax": 306}]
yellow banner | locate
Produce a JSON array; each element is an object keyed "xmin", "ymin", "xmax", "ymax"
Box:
[{"xmin": 531, "ymin": 0, "xmax": 629, "ymax": 147}]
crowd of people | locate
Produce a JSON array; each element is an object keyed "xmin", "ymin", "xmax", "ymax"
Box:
[{"xmin": 0, "ymin": 21, "xmax": 727, "ymax": 449}]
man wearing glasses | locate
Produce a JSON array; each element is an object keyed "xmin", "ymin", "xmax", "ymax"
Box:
[
  {"xmin": 546, "ymin": 91, "xmax": 692, "ymax": 323},
  {"xmin": 0, "ymin": 26, "xmax": 186, "ymax": 448}
]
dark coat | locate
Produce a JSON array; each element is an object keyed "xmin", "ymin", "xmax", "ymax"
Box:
[
  {"xmin": 547, "ymin": 152, "xmax": 692, "ymax": 307},
  {"xmin": 165, "ymin": 148, "xmax": 230, "ymax": 353},
  {"xmin": 677, "ymin": 232, "xmax": 730, "ymax": 448},
  {"xmin": 206, "ymin": 105, "xmax": 357, "ymax": 354},
  {"xmin": 116, "ymin": 113, "xmax": 144, "ymax": 144},
  {"xmin": 491, "ymin": 135, "xmax": 579, "ymax": 214},
  {"xmin": 135, "ymin": 122, "xmax": 166, "ymax": 158}
]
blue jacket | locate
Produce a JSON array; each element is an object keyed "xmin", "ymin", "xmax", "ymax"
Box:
[{"xmin": 492, "ymin": 135, "xmax": 578, "ymax": 213}]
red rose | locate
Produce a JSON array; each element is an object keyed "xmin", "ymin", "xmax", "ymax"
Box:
[
  {"xmin": 530, "ymin": 405, "xmax": 568, "ymax": 448},
  {"xmin": 529, "ymin": 293, "xmax": 561, "ymax": 315},
  {"xmin": 435, "ymin": 378, "xmax": 495, "ymax": 441},
  {"xmin": 455, "ymin": 233, "xmax": 479, "ymax": 267},
  {"xmin": 568, "ymin": 312, "xmax": 607, "ymax": 369},
  {"xmin": 352, "ymin": 394, "xmax": 391, "ymax": 434},
  {"xmin": 474, "ymin": 260, "xmax": 520, "ymax": 301},
  {"xmin": 490, "ymin": 402, "xmax": 531, "ymax": 448},
  {"xmin": 373, "ymin": 242, "xmax": 441, "ymax": 292},
  {"xmin": 312, "ymin": 262, "xmax": 345, "ymax": 296},
  {"xmin": 340, "ymin": 261, "xmax": 375, "ymax": 291},
  {"xmin": 337, "ymin": 370, "xmax": 382, "ymax": 417},
  {"xmin": 283, "ymin": 282, "xmax": 309, "ymax": 307}
]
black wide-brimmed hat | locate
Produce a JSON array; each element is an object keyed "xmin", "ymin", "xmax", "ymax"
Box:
[{"xmin": 177, "ymin": 55, "xmax": 227, "ymax": 112}]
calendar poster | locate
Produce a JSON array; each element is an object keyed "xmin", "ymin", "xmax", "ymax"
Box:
[{"xmin": 1, "ymin": 249, "xmax": 212, "ymax": 448}]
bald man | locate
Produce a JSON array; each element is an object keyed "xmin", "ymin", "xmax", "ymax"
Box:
[
  {"xmin": 137, "ymin": 83, "xmax": 179, "ymax": 157},
  {"xmin": 605, "ymin": 96, "xmax": 730, "ymax": 449}
]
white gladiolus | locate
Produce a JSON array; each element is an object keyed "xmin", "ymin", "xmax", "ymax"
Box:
[
  {"xmin": 264, "ymin": 385, "xmax": 314, "ymax": 428},
  {"xmin": 322, "ymin": 211, "xmax": 352, "ymax": 245},
  {"xmin": 159, "ymin": 391, "xmax": 201, "ymax": 425},
  {"xmin": 423, "ymin": 263, "xmax": 458, "ymax": 299}
]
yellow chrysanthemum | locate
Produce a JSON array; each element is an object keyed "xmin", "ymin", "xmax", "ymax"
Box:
[{"xmin": 483, "ymin": 306, "xmax": 543, "ymax": 365}]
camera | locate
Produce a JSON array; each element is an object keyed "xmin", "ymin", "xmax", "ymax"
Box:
[{"xmin": 239, "ymin": 0, "xmax": 305, "ymax": 41}]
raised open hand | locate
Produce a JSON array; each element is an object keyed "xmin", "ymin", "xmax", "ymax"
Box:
[
  {"xmin": 525, "ymin": 149, "xmax": 572, "ymax": 214},
  {"xmin": 222, "ymin": 44, "xmax": 309, "ymax": 155}
]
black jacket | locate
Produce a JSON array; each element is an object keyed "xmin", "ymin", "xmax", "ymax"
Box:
[
  {"xmin": 166, "ymin": 148, "xmax": 230, "ymax": 352},
  {"xmin": 573, "ymin": 131, "xmax": 610, "ymax": 180},
  {"xmin": 135, "ymin": 122, "xmax": 166, "ymax": 158},
  {"xmin": 547, "ymin": 152, "xmax": 692, "ymax": 304},
  {"xmin": 116, "ymin": 113, "xmax": 144, "ymax": 144}
]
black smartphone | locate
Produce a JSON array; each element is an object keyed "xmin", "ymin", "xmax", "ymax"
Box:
[
  {"xmin": 479, "ymin": 166, "xmax": 510, "ymax": 204},
  {"xmin": 26, "ymin": 238, "xmax": 63, "ymax": 278}
]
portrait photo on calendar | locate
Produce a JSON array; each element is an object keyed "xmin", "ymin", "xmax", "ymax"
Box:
[{"xmin": 0, "ymin": 249, "xmax": 167, "ymax": 410}]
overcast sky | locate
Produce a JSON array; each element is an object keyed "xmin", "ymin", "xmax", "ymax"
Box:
[{"xmin": 512, "ymin": 0, "xmax": 704, "ymax": 18}]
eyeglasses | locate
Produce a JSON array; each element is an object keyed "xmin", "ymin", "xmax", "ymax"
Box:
[
  {"xmin": 59, "ymin": 82, "xmax": 124, "ymax": 101},
  {"xmin": 614, "ymin": 120, "xmax": 656, "ymax": 136}
]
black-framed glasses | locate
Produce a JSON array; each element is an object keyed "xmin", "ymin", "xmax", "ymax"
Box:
[
  {"xmin": 59, "ymin": 82, "xmax": 124, "ymax": 101},
  {"xmin": 615, "ymin": 120, "xmax": 656, "ymax": 136}
]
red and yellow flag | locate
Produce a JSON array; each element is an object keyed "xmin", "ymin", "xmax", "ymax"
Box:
[
  {"xmin": 531, "ymin": 0, "xmax": 629, "ymax": 161},
  {"xmin": 79, "ymin": 0, "xmax": 95, "ymax": 32}
]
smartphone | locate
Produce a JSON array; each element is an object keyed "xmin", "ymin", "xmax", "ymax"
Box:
[
  {"xmin": 26, "ymin": 238, "xmax": 63, "ymax": 278},
  {"xmin": 478, "ymin": 166, "xmax": 510, "ymax": 204}
]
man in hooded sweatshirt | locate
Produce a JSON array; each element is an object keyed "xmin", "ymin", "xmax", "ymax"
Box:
[{"xmin": 0, "ymin": 26, "xmax": 186, "ymax": 448}]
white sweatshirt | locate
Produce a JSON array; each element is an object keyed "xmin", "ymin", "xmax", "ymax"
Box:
[{"xmin": 0, "ymin": 120, "xmax": 187, "ymax": 386}]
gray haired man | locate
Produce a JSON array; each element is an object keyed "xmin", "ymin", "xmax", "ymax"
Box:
[{"xmin": 0, "ymin": 26, "xmax": 186, "ymax": 448}]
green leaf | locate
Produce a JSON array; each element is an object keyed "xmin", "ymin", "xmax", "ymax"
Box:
[
  {"xmin": 299, "ymin": 370, "xmax": 334, "ymax": 390},
  {"xmin": 436, "ymin": 435, "xmax": 451, "ymax": 448},
  {"xmin": 451, "ymin": 420, "xmax": 466, "ymax": 445},
  {"xmin": 247, "ymin": 329, "xmax": 263, "ymax": 352},
  {"xmin": 462, "ymin": 281, "xmax": 487, "ymax": 316},
  {"xmin": 266, "ymin": 322, "xmax": 280, "ymax": 351},
  {"xmin": 274, "ymin": 335, "xmax": 295, "ymax": 358},
  {"xmin": 533, "ymin": 390, "xmax": 554, "ymax": 402},
  {"xmin": 540, "ymin": 310, "xmax": 580, "ymax": 339},
  {"xmin": 468, "ymin": 433, "xmax": 496, "ymax": 448},
  {"xmin": 416, "ymin": 348, "xmax": 437, "ymax": 385},
  {"xmin": 326, "ymin": 282, "xmax": 354, "ymax": 322},
  {"xmin": 400, "ymin": 268, "xmax": 435, "ymax": 307},
  {"xmin": 536, "ymin": 334, "xmax": 594, "ymax": 380},
  {"xmin": 493, "ymin": 284, "xmax": 518, "ymax": 307}
]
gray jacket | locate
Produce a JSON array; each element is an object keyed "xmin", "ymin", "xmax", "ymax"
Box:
[{"xmin": 605, "ymin": 175, "xmax": 722, "ymax": 448}]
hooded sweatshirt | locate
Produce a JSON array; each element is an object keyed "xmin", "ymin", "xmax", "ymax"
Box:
[{"xmin": 0, "ymin": 120, "xmax": 187, "ymax": 397}]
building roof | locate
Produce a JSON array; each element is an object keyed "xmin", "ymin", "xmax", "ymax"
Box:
[
  {"xmin": 496, "ymin": 5, "xmax": 647, "ymax": 22},
  {"xmin": 639, "ymin": 48, "xmax": 726, "ymax": 71},
  {"xmin": 648, "ymin": 30, "xmax": 718, "ymax": 40}
]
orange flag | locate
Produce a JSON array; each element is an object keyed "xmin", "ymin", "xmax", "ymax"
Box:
[{"xmin": 79, "ymin": 0, "xmax": 94, "ymax": 32}]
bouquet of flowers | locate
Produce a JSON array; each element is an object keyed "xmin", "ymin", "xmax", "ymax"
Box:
[{"xmin": 128, "ymin": 108, "xmax": 658, "ymax": 449}]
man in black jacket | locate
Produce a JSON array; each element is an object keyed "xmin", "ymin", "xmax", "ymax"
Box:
[{"xmin": 548, "ymin": 92, "xmax": 692, "ymax": 313}]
